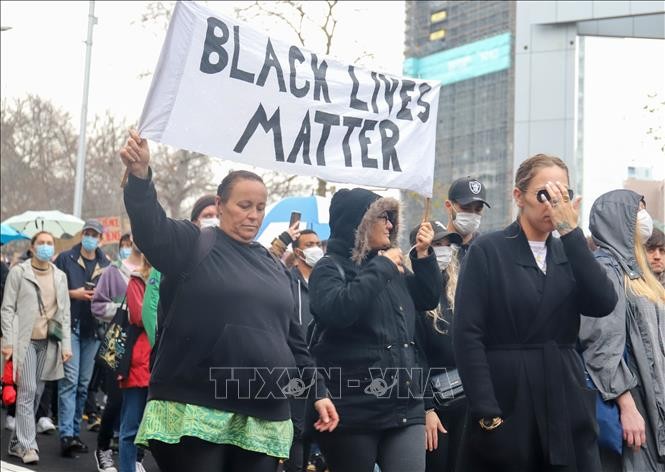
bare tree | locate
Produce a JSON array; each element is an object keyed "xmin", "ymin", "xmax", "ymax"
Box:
[
  {"xmin": 235, "ymin": 0, "xmax": 375, "ymax": 197},
  {"xmin": 0, "ymin": 95, "xmax": 217, "ymax": 223},
  {"xmin": 83, "ymin": 112, "xmax": 129, "ymax": 219},
  {"xmin": 150, "ymin": 146, "xmax": 217, "ymax": 218},
  {"xmin": 644, "ymin": 92, "xmax": 664, "ymax": 153},
  {"xmin": 0, "ymin": 96, "xmax": 78, "ymax": 220}
]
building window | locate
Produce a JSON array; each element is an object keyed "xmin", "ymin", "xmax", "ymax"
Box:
[
  {"xmin": 430, "ymin": 10, "xmax": 447, "ymax": 23},
  {"xmin": 429, "ymin": 29, "xmax": 446, "ymax": 41}
]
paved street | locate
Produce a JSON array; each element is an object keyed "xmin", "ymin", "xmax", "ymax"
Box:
[{"xmin": 1, "ymin": 408, "xmax": 158, "ymax": 471}]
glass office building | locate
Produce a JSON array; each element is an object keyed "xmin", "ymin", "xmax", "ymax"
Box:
[{"xmin": 402, "ymin": 1, "xmax": 516, "ymax": 233}]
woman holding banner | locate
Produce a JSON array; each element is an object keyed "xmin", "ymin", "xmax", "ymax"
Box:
[
  {"xmin": 118, "ymin": 129, "xmax": 338, "ymax": 472},
  {"xmin": 308, "ymin": 188, "xmax": 441, "ymax": 472}
]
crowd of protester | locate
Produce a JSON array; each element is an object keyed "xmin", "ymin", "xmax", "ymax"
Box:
[{"xmin": 0, "ymin": 133, "xmax": 664, "ymax": 472}]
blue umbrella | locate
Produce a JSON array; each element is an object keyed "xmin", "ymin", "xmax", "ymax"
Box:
[
  {"xmin": 1, "ymin": 223, "xmax": 30, "ymax": 244},
  {"xmin": 257, "ymin": 196, "xmax": 331, "ymax": 247}
]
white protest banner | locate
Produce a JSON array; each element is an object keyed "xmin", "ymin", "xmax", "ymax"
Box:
[{"xmin": 139, "ymin": 2, "xmax": 441, "ymax": 196}]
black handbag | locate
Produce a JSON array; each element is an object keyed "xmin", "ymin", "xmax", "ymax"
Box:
[
  {"xmin": 95, "ymin": 298, "xmax": 140, "ymax": 377},
  {"xmin": 430, "ymin": 368, "xmax": 465, "ymax": 408}
]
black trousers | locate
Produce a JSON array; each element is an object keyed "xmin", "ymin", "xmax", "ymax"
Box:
[
  {"xmin": 35, "ymin": 380, "xmax": 58, "ymax": 419},
  {"xmin": 283, "ymin": 397, "xmax": 311, "ymax": 472},
  {"xmin": 97, "ymin": 366, "xmax": 122, "ymax": 450},
  {"xmin": 149, "ymin": 436, "xmax": 279, "ymax": 472},
  {"xmin": 85, "ymin": 362, "xmax": 104, "ymax": 416},
  {"xmin": 425, "ymin": 400, "xmax": 466, "ymax": 472}
]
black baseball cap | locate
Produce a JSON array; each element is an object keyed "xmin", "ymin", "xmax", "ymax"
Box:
[
  {"xmin": 448, "ymin": 176, "xmax": 491, "ymax": 208},
  {"xmin": 409, "ymin": 220, "xmax": 463, "ymax": 246}
]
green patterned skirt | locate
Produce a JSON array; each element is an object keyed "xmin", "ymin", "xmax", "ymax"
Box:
[{"xmin": 135, "ymin": 400, "xmax": 293, "ymax": 458}]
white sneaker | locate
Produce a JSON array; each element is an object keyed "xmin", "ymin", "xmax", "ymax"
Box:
[
  {"xmin": 5, "ymin": 415, "xmax": 15, "ymax": 431},
  {"xmin": 22, "ymin": 448, "xmax": 39, "ymax": 464},
  {"xmin": 94, "ymin": 448, "xmax": 118, "ymax": 472},
  {"xmin": 135, "ymin": 461, "xmax": 147, "ymax": 472},
  {"xmin": 36, "ymin": 416, "xmax": 56, "ymax": 434},
  {"xmin": 8, "ymin": 444, "xmax": 39, "ymax": 464}
]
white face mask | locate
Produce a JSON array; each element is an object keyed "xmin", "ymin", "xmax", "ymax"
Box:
[
  {"xmin": 200, "ymin": 217, "xmax": 219, "ymax": 229},
  {"xmin": 433, "ymin": 246, "xmax": 454, "ymax": 271},
  {"xmin": 302, "ymin": 246, "xmax": 324, "ymax": 267},
  {"xmin": 637, "ymin": 209, "xmax": 653, "ymax": 244},
  {"xmin": 452, "ymin": 211, "xmax": 482, "ymax": 236}
]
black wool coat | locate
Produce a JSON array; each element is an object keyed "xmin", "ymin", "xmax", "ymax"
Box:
[{"xmin": 453, "ymin": 221, "xmax": 618, "ymax": 472}]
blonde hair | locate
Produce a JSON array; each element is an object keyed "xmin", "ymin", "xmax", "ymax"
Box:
[
  {"xmin": 624, "ymin": 224, "xmax": 665, "ymax": 304},
  {"xmin": 139, "ymin": 255, "xmax": 152, "ymax": 281},
  {"xmin": 514, "ymin": 154, "xmax": 569, "ymax": 193},
  {"xmin": 426, "ymin": 246, "xmax": 460, "ymax": 334}
]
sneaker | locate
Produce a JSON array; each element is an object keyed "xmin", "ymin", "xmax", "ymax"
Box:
[
  {"xmin": 135, "ymin": 461, "xmax": 147, "ymax": 472},
  {"xmin": 60, "ymin": 436, "xmax": 76, "ymax": 458},
  {"xmin": 87, "ymin": 414, "xmax": 102, "ymax": 432},
  {"xmin": 8, "ymin": 444, "xmax": 39, "ymax": 464},
  {"xmin": 7, "ymin": 443, "xmax": 23, "ymax": 459},
  {"xmin": 71, "ymin": 436, "xmax": 89, "ymax": 453},
  {"xmin": 5, "ymin": 415, "xmax": 15, "ymax": 431},
  {"xmin": 36, "ymin": 416, "xmax": 56, "ymax": 434},
  {"xmin": 22, "ymin": 448, "xmax": 39, "ymax": 464},
  {"xmin": 94, "ymin": 448, "xmax": 117, "ymax": 472}
]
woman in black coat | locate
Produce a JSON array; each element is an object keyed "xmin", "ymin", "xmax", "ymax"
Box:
[
  {"xmin": 411, "ymin": 223, "xmax": 466, "ymax": 472},
  {"xmin": 308, "ymin": 188, "xmax": 442, "ymax": 472},
  {"xmin": 453, "ymin": 154, "xmax": 618, "ymax": 472}
]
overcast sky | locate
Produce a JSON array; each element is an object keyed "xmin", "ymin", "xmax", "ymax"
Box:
[{"xmin": 0, "ymin": 1, "xmax": 406, "ymax": 126}]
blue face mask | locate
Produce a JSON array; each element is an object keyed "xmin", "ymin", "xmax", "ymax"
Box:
[
  {"xmin": 119, "ymin": 247, "xmax": 132, "ymax": 260},
  {"xmin": 35, "ymin": 244, "xmax": 54, "ymax": 262},
  {"xmin": 81, "ymin": 235, "xmax": 99, "ymax": 252}
]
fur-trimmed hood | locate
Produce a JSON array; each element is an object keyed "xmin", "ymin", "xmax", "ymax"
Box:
[
  {"xmin": 351, "ymin": 197, "xmax": 400, "ymax": 264},
  {"xmin": 326, "ymin": 188, "xmax": 401, "ymax": 264}
]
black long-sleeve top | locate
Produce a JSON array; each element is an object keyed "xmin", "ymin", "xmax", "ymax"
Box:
[{"xmin": 124, "ymin": 170, "xmax": 324, "ymax": 421}]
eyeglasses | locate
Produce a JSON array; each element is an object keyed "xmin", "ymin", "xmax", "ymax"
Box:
[
  {"xmin": 536, "ymin": 188, "xmax": 574, "ymax": 203},
  {"xmin": 377, "ymin": 211, "xmax": 396, "ymax": 225}
]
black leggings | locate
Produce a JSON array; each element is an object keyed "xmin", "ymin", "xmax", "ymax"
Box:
[
  {"xmin": 97, "ymin": 366, "xmax": 122, "ymax": 450},
  {"xmin": 317, "ymin": 424, "xmax": 426, "ymax": 472},
  {"xmin": 149, "ymin": 436, "xmax": 279, "ymax": 472}
]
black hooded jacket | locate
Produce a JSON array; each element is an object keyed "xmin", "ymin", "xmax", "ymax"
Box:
[{"xmin": 309, "ymin": 188, "xmax": 442, "ymax": 431}]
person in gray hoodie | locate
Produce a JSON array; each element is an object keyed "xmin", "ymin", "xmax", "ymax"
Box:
[{"xmin": 579, "ymin": 189, "xmax": 665, "ymax": 472}]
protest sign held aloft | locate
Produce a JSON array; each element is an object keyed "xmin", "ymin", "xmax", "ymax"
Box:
[{"xmin": 139, "ymin": 1, "xmax": 440, "ymax": 196}]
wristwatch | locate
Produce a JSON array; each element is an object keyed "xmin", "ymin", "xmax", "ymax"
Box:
[{"xmin": 479, "ymin": 417, "xmax": 503, "ymax": 431}]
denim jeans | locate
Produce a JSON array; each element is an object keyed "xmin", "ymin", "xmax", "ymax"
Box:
[
  {"xmin": 58, "ymin": 328, "xmax": 100, "ymax": 438},
  {"xmin": 120, "ymin": 387, "xmax": 147, "ymax": 472}
]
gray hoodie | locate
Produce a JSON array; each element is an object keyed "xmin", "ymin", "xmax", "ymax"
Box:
[{"xmin": 580, "ymin": 189, "xmax": 665, "ymax": 469}]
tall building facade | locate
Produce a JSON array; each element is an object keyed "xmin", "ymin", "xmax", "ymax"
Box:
[{"xmin": 402, "ymin": 1, "xmax": 517, "ymax": 233}]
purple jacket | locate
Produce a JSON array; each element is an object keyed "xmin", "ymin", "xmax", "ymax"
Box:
[{"xmin": 91, "ymin": 262, "xmax": 132, "ymax": 322}]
